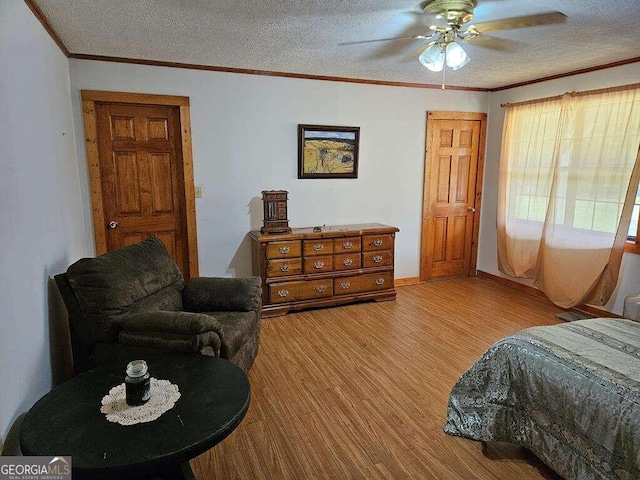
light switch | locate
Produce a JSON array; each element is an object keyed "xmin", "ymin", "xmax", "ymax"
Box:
[{"xmin": 195, "ymin": 186, "xmax": 203, "ymax": 198}]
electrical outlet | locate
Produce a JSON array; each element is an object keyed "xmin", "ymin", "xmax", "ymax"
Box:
[{"xmin": 195, "ymin": 186, "xmax": 203, "ymax": 198}]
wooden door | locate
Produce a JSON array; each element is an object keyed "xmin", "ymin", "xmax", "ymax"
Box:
[
  {"xmin": 421, "ymin": 112, "xmax": 486, "ymax": 281},
  {"xmin": 82, "ymin": 91, "xmax": 199, "ymax": 279}
]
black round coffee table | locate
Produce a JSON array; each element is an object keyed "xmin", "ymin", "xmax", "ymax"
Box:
[{"xmin": 20, "ymin": 355, "xmax": 250, "ymax": 479}]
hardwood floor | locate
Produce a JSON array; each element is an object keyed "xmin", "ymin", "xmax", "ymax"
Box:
[{"xmin": 191, "ymin": 277, "xmax": 565, "ymax": 479}]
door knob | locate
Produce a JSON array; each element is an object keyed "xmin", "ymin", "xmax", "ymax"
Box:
[
  {"xmin": 467, "ymin": 207, "xmax": 476, "ymax": 213},
  {"xmin": 108, "ymin": 221, "xmax": 118, "ymax": 229}
]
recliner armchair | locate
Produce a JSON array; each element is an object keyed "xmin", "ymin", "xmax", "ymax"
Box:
[{"xmin": 55, "ymin": 237, "xmax": 261, "ymax": 374}]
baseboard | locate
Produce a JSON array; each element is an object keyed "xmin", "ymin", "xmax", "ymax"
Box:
[
  {"xmin": 477, "ymin": 271, "xmax": 546, "ymax": 298},
  {"xmin": 476, "ymin": 270, "xmax": 622, "ymax": 319},
  {"xmin": 394, "ymin": 277, "xmax": 424, "ymax": 287},
  {"xmin": 574, "ymin": 304, "xmax": 622, "ymax": 319}
]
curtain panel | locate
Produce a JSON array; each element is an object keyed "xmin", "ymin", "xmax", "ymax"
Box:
[{"xmin": 497, "ymin": 88, "xmax": 640, "ymax": 308}]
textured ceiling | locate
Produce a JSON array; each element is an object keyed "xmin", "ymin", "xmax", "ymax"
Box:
[{"xmin": 34, "ymin": 0, "xmax": 640, "ymax": 89}]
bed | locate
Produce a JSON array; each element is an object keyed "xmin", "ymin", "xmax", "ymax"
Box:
[{"xmin": 444, "ymin": 318, "xmax": 640, "ymax": 480}]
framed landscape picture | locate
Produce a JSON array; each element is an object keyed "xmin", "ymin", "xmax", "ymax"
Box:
[{"xmin": 298, "ymin": 124, "xmax": 360, "ymax": 179}]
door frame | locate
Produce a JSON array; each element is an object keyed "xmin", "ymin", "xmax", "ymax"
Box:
[
  {"xmin": 420, "ymin": 111, "xmax": 487, "ymax": 282},
  {"xmin": 81, "ymin": 90, "xmax": 199, "ymax": 278}
]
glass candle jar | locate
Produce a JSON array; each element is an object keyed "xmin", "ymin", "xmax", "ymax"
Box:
[{"xmin": 125, "ymin": 360, "xmax": 151, "ymax": 406}]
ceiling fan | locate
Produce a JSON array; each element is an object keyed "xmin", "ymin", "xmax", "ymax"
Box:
[{"xmin": 339, "ymin": 0, "xmax": 566, "ymax": 73}]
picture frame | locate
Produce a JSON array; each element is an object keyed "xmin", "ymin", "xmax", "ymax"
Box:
[{"xmin": 298, "ymin": 124, "xmax": 360, "ymax": 179}]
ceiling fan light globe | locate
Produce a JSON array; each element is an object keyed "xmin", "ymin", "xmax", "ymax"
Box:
[
  {"xmin": 419, "ymin": 44, "xmax": 445, "ymax": 72},
  {"xmin": 451, "ymin": 54, "xmax": 470, "ymax": 70},
  {"xmin": 445, "ymin": 41, "xmax": 469, "ymax": 69}
]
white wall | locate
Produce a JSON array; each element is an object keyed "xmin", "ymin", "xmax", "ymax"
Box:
[
  {"xmin": 479, "ymin": 63, "xmax": 640, "ymax": 314},
  {"xmin": 68, "ymin": 60, "xmax": 489, "ymax": 280},
  {"xmin": 0, "ymin": 1, "xmax": 87, "ymax": 442}
]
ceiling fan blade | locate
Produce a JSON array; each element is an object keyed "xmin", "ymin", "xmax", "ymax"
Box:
[
  {"xmin": 463, "ymin": 34, "xmax": 525, "ymax": 53},
  {"xmin": 338, "ymin": 34, "xmax": 433, "ymax": 46},
  {"xmin": 471, "ymin": 11, "xmax": 566, "ymax": 34}
]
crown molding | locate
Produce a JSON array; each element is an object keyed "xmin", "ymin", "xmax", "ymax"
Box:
[
  {"xmin": 68, "ymin": 54, "xmax": 489, "ymax": 92},
  {"xmin": 490, "ymin": 56, "xmax": 640, "ymax": 92},
  {"xmin": 24, "ymin": 0, "xmax": 69, "ymax": 57}
]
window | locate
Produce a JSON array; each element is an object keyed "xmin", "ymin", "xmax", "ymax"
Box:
[
  {"xmin": 505, "ymin": 92, "xmax": 640, "ymax": 239},
  {"xmin": 497, "ymin": 86, "xmax": 640, "ymax": 307}
]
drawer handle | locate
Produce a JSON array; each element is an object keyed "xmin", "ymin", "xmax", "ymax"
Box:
[
  {"xmin": 277, "ymin": 289, "xmax": 289, "ymax": 297},
  {"xmin": 340, "ymin": 282, "xmax": 351, "ymax": 290},
  {"xmin": 313, "ymin": 244, "xmax": 324, "ymax": 251},
  {"xmin": 342, "ymin": 241, "xmax": 353, "ymax": 249},
  {"xmin": 373, "ymin": 255, "xmax": 383, "ymax": 263},
  {"xmin": 343, "ymin": 258, "xmax": 353, "ymax": 266},
  {"xmin": 313, "ymin": 261, "xmax": 325, "ymax": 269},
  {"xmin": 374, "ymin": 278, "xmax": 385, "ymax": 285},
  {"xmin": 280, "ymin": 264, "xmax": 290, "ymax": 272},
  {"xmin": 317, "ymin": 285, "xmax": 327, "ymax": 293},
  {"xmin": 373, "ymin": 239, "xmax": 383, "ymax": 247},
  {"xmin": 279, "ymin": 246, "xmax": 290, "ymax": 254}
]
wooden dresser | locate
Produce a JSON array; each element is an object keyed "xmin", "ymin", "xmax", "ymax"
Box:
[{"xmin": 249, "ymin": 223, "xmax": 399, "ymax": 317}]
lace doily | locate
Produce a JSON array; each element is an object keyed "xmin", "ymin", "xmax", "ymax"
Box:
[{"xmin": 100, "ymin": 378, "xmax": 181, "ymax": 426}]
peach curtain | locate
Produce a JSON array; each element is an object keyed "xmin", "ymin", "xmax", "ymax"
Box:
[{"xmin": 497, "ymin": 87, "xmax": 640, "ymax": 308}]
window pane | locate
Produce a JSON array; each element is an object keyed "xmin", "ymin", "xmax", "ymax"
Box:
[
  {"xmin": 515, "ymin": 195, "xmax": 530, "ymax": 220},
  {"xmin": 593, "ymin": 202, "xmax": 619, "ymax": 234},
  {"xmin": 573, "ymin": 200, "xmax": 594, "ymax": 230},
  {"xmin": 530, "ymin": 196, "xmax": 547, "ymax": 222},
  {"xmin": 629, "ymin": 183, "xmax": 640, "ymax": 239}
]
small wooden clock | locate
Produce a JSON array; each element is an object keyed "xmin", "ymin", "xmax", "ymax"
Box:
[{"xmin": 260, "ymin": 190, "xmax": 292, "ymax": 234}]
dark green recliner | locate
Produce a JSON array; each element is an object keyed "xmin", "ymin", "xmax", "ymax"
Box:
[{"xmin": 54, "ymin": 238, "xmax": 261, "ymax": 374}]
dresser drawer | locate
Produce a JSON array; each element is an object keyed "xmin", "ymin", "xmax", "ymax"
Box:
[
  {"xmin": 333, "ymin": 236, "xmax": 362, "ymax": 253},
  {"xmin": 303, "ymin": 239, "xmax": 333, "ymax": 256},
  {"xmin": 266, "ymin": 258, "xmax": 302, "ymax": 277},
  {"xmin": 269, "ymin": 281, "xmax": 303, "ymax": 304},
  {"xmin": 334, "ymin": 252, "xmax": 361, "ymax": 271},
  {"xmin": 266, "ymin": 241, "xmax": 302, "ymax": 259},
  {"xmin": 362, "ymin": 250, "xmax": 393, "ymax": 268},
  {"xmin": 302, "ymin": 279, "xmax": 334, "ymax": 300},
  {"xmin": 362, "ymin": 234, "xmax": 394, "ymax": 251},
  {"xmin": 303, "ymin": 255, "xmax": 333, "ymax": 274},
  {"xmin": 269, "ymin": 279, "xmax": 333, "ymax": 304},
  {"xmin": 334, "ymin": 272, "xmax": 393, "ymax": 296}
]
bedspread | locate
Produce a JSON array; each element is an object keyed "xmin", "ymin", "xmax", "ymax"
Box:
[{"xmin": 445, "ymin": 318, "xmax": 640, "ymax": 480}]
